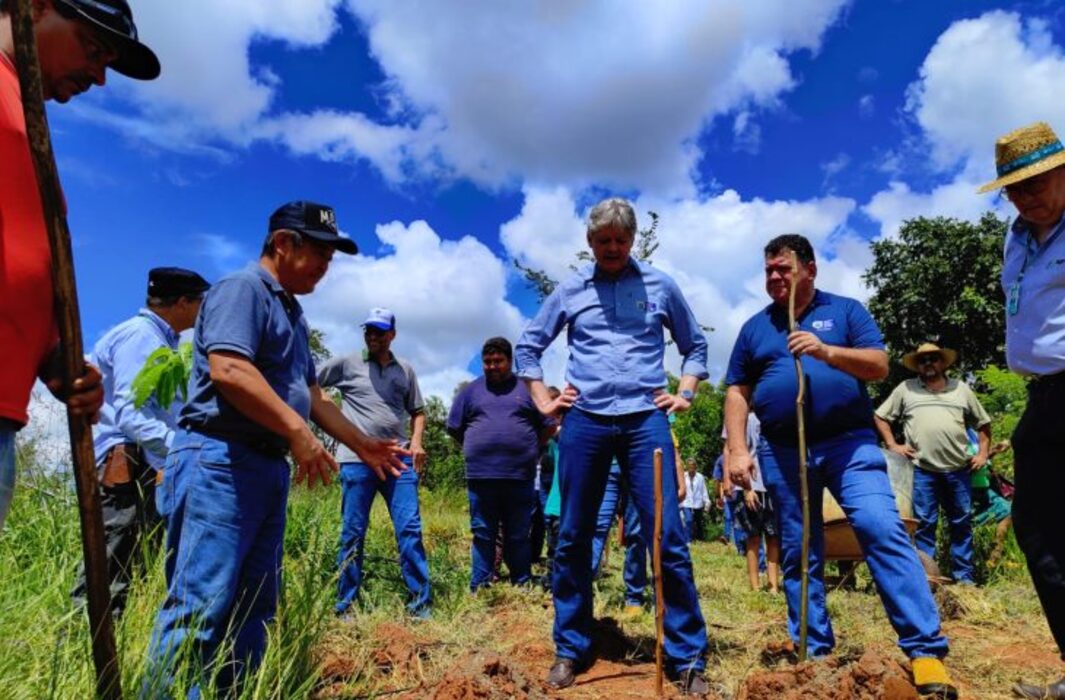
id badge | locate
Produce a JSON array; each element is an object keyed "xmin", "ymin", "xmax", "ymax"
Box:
[{"xmin": 1007, "ymin": 281, "xmax": 1021, "ymax": 316}]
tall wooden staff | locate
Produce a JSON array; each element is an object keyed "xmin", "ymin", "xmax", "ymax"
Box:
[
  {"xmin": 787, "ymin": 251, "xmax": 811, "ymax": 662},
  {"xmin": 9, "ymin": 2, "xmax": 121, "ymax": 697},
  {"xmin": 652, "ymin": 447, "xmax": 665, "ymax": 696}
]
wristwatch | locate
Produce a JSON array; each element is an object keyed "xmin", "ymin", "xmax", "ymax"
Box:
[{"xmin": 679, "ymin": 389, "xmax": 695, "ymax": 401}]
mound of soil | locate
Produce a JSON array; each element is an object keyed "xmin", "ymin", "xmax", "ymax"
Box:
[
  {"xmin": 739, "ymin": 649, "xmax": 918, "ymax": 700},
  {"xmin": 411, "ymin": 651, "xmax": 547, "ymax": 700}
]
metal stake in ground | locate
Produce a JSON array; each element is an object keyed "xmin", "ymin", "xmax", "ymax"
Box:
[
  {"xmin": 653, "ymin": 447, "xmax": 666, "ymax": 696},
  {"xmin": 8, "ymin": 1, "xmax": 121, "ymax": 697},
  {"xmin": 787, "ymin": 250, "xmax": 811, "ymax": 662}
]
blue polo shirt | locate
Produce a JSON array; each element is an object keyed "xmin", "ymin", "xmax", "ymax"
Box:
[
  {"xmin": 180, "ymin": 263, "xmax": 316, "ymax": 451},
  {"xmin": 725, "ymin": 290, "xmax": 885, "ymax": 446}
]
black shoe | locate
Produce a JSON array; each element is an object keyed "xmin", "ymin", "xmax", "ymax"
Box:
[
  {"xmin": 672, "ymin": 668, "xmax": 710, "ymax": 697},
  {"xmin": 1013, "ymin": 676, "xmax": 1065, "ymax": 699},
  {"xmin": 547, "ymin": 658, "xmax": 578, "ymax": 690}
]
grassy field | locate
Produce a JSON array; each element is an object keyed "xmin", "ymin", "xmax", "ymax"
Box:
[{"xmin": 0, "ymin": 457, "xmax": 1056, "ymax": 699}]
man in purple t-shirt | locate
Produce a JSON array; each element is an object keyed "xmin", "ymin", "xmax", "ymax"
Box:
[{"xmin": 448, "ymin": 337, "xmax": 554, "ymax": 590}]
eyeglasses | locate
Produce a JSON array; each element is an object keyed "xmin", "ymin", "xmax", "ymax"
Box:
[
  {"xmin": 916, "ymin": 355, "xmax": 941, "ymax": 365},
  {"xmin": 1004, "ymin": 175, "xmax": 1052, "ymax": 199}
]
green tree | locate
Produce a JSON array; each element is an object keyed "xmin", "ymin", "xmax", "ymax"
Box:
[
  {"xmin": 419, "ymin": 395, "xmax": 466, "ymax": 490},
  {"xmin": 863, "ymin": 213, "xmax": 1008, "ymax": 395},
  {"xmin": 972, "ymin": 364, "xmax": 1027, "ymax": 478},
  {"xmin": 668, "ymin": 378, "xmax": 725, "ymax": 473}
]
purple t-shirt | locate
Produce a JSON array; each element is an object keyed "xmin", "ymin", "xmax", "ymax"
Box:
[{"xmin": 447, "ymin": 375, "xmax": 550, "ymax": 480}]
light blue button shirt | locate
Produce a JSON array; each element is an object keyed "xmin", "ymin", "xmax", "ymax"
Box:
[
  {"xmin": 1001, "ymin": 215, "xmax": 1065, "ymax": 376},
  {"xmin": 92, "ymin": 310, "xmax": 181, "ymax": 469},
  {"xmin": 515, "ymin": 258, "xmax": 708, "ymax": 416}
]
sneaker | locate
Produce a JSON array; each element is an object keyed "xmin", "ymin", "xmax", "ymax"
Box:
[
  {"xmin": 912, "ymin": 657, "xmax": 958, "ymax": 700},
  {"xmin": 547, "ymin": 658, "xmax": 578, "ymax": 689}
]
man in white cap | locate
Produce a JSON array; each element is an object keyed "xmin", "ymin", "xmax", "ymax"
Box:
[
  {"xmin": 317, "ymin": 308, "xmax": 431, "ymax": 618},
  {"xmin": 874, "ymin": 342, "xmax": 992, "ymax": 586},
  {"xmin": 978, "ymin": 122, "xmax": 1065, "ymax": 699}
]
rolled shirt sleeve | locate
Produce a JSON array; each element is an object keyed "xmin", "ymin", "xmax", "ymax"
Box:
[
  {"xmin": 199, "ymin": 276, "xmax": 266, "ymax": 359},
  {"xmin": 664, "ymin": 276, "xmax": 709, "ymax": 379}
]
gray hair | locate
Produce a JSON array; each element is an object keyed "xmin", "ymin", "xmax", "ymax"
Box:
[
  {"xmin": 587, "ymin": 198, "xmax": 637, "ymax": 238},
  {"xmin": 260, "ymin": 228, "xmax": 304, "ymax": 257}
]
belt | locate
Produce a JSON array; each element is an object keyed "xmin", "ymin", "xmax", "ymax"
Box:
[
  {"xmin": 1028, "ymin": 371, "xmax": 1065, "ymax": 392},
  {"xmin": 181, "ymin": 425, "xmax": 289, "ymax": 459}
]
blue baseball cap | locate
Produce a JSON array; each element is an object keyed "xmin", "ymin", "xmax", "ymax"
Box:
[
  {"xmin": 268, "ymin": 201, "xmax": 357, "ymax": 255},
  {"xmin": 362, "ymin": 308, "xmax": 395, "ymax": 331}
]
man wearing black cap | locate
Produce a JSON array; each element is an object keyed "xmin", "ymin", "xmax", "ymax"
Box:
[
  {"xmin": 0, "ymin": 0, "xmax": 159, "ymax": 531},
  {"xmin": 146, "ymin": 202, "xmax": 406, "ymax": 695},
  {"xmin": 70, "ymin": 266, "xmax": 208, "ymax": 616}
]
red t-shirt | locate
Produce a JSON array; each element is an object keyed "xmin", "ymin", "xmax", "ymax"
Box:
[{"xmin": 0, "ymin": 51, "xmax": 57, "ymax": 426}]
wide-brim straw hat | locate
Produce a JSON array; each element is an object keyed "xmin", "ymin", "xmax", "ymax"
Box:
[
  {"xmin": 977, "ymin": 121, "xmax": 1065, "ymax": 193},
  {"xmin": 901, "ymin": 343, "xmax": 958, "ymax": 373}
]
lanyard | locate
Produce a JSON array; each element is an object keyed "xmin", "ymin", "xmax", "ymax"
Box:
[{"xmin": 1008, "ymin": 217, "xmax": 1065, "ymax": 315}]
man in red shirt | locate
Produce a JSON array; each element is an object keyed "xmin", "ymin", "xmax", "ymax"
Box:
[{"xmin": 0, "ymin": 0, "xmax": 160, "ymax": 530}]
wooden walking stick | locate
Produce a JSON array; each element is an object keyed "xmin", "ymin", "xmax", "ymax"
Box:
[
  {"xmin": 9, "ymin": 2, "xmax": 121, "ymax": 697},
  {"xmin": 787, "ymin": 251, "xmax": 811, "ymax": 662},
  {"xmin": 652, "ymin": 447, "xmax": 665, "ymax": 697}
]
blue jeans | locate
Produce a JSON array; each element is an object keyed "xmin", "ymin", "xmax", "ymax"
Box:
[
  {"xmin": 467, "ymin": 478, "xmax": 535, "ymax": 590},
  {"xmin": 156, "ymin": 430, "xmax": 196, "ymax": 588},
  {"xmin": 555, "ymin": 408, "xmax": 707, "ymax": 672},
  {"xmin": 590, "ymin": 462, "xmax": 648, "ymax": 606},
  {"xmin": 912, "ymin": 467, "xmax": 975, "ymax": 583},
  {"xmin": 0, "ymin": 428, "xmax": 14, "ymax": 533},
  {"xmin": 758, "ymin": 429, "xmax": 947, "ymax": 659},
  {"xmin": 145, "ymin": 433, "xmax": 290, "ymax": 696},
  {"xmin": 336, "ymin": 461, "xmax": 431, "ymax": 616}
]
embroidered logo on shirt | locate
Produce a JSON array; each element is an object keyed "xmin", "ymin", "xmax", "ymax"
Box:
[
  {"xmin": 636, "ymin": 300, "xmax": 659, "ymax": 312},
  {"xmin": 811, "ymin": 319, "xmax": 834, "ymax": 332}
]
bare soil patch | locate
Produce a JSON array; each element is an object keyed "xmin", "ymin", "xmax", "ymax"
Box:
[{"xmin": 738, "ymin": 649, "xmax": 918, "ymax": 700}]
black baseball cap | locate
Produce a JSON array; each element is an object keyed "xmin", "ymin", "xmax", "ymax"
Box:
[
  {"xmin": 147, "ymin": 267, "xmax": 210, "ymax": 298},
  {"xmin": 54, "ymin": 0, "xmax": 160, "ymax": 80},
  {"xmin": 268, "ymin": 201, "xmax": 358, "ymax": 255}
]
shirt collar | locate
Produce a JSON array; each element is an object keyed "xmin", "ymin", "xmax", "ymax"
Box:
[
  {"xmin": 770, "ymin": 288, "xmax": 827, "ymax": 320},
  {"xmin": 583, "ymin": 257, "xmax": 642, "ymax": 283},
  {"xmin": 138, "ymin": 308, "xmax": 180, "ymax": 345},
  {"xmin": 1011, "ymin": 213, "xmax": 1065, "ymax": 249},
  {"xmin": 362, "ymin": 348, "xmax": 397, "ymax": 366}
]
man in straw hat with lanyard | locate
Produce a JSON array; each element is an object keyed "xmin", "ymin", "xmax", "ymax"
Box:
[
  {"xmin": 725, "ymin": 234, "xmax": 956, "ymax": 699},
  {"xmin": 978, "ymin": 122, "xmax": 1065, "ymax": 699},
  {"xmin": 874, "ymin": 343, "xmax": 992, "ymax": 586},
  {"xmin": 0, "ymin": 0, "xmax": 161, "ymax": 532}
]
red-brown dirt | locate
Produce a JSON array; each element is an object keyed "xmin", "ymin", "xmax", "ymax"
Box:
[{"xmin": 738, "ymin": 649, "xmax": 918, "ymax": 700}]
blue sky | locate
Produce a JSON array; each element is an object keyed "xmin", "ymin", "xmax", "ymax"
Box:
[{"xmin": 39, "ymin": 0, "xmax": 1065, "ymax": 401}]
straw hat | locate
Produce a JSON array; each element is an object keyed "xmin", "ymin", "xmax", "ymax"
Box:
[
  {"xmin": 977, "ymin": 122, "xmax": 1065, "ymax": 193},
  {"xmin": 901, "ymin": 343, "xmax": 958, "ymax": 373}
]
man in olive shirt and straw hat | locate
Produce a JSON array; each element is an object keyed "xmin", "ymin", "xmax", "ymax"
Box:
[
  {"xmin": 977, "ymin": 121, "xmax": 1065, "ymax": 699},
  {"xmin": 874, "ymin": 342, "xmax": 992, "ymax": 586}
]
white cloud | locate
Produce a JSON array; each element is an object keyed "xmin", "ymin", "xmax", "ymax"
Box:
[
  {"xmin": 90, "ymin": 1, "xmax": 849, "ymax": 196},
  {"xmin": 858, "ymin": 94, "xmax": 874, "ymax": 119},
  {"xmin": 904, "ymin": 11, "xmax": 1065, "ymax": 177},
  {"xmin": 302, "ymin": 219, "xmax": 526, "ymax": 401},
  {"xmin": 864, "ymin": 10, "xmax": 1065, "ymax": 237}
]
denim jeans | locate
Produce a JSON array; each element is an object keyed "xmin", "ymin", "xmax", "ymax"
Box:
[
  {"xmin": 912, "ymin": 466, "xmax": 975, "ymax": 583},
  {"xmin": 467, "ymin": 478, "xmax": 535, "ymax": 590},
  {"xmin": 590, "ymin": 462, "xmax": 648, "ymax": 606},
  {"xmin": 555, "ymin": 408, "xmax": 707, "ymax": 672},
  {"xmin": 155, "ymin": 431, "xmax": 197, "ymax": 589},
  {"xmin": 0, "ymin": 427, "xmax": 14, "ymax": 533},
  {"xmin": 145, "ymin": 432, "xmax": 290, "ymax": 696},
  {"xmin": 336, "ymin": 460, "xmax": 431, "ymax": 616},
  {"xmin": 758, "ymin": 429, "xmax": 947, "ymax": 659}
]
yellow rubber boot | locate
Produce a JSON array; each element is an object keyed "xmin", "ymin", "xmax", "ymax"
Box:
[{"xmin": 912, "ymin": 657, "xmax": 958, "ymax": 699}]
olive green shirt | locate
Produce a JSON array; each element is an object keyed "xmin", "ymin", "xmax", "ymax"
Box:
[{"xmin": 875, "ymin": 378, "xmax": 991, "ymax": 473}]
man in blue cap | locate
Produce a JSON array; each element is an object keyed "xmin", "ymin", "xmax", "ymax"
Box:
[
  {"xmin": 71, "ymin": 266, "xmax": 208, "ymax": 616},
  {"xmin": 317, "ymin": 307, "xmax": 432, "ymax": 619},
  {"xmin": 146, "ymin": 202, "xmax": 407, "ymax": 695},
  {"xmin": 0, "ymin": 0, "xmax": 159, "ymax": 531}
]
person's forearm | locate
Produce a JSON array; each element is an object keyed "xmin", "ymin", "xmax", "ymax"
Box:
[
  {"xmin": 873, "ymin": 415, "xmax": 898, "ymax": 448},
  {"xmin": 822, "ymin": 346, "xmax": 888, "ymax": 382},
  {"xmin": 677, "ymin": 374, "xmax": 699, "ymax": 396},
  {"xmin": 978, "ymin": 423, "xmax": 992, "ymax": 456},
  {"xmin": 310, "ymin": 392, "xmax": 371, "ymax": 454},
  {"xmin": 209, "ymin": 352, "xmax": 307, "ymax": 441},
  {"xmin": 724, "ymin": 385, "xmax": 751, "ymax": 457},
  {"xmin": 410, "ymin": 412, "xmax": 426, "ymax": 446},
  {"xmin": 525, "ymin": 378, "xmax": 551, "ymax": 413}
]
